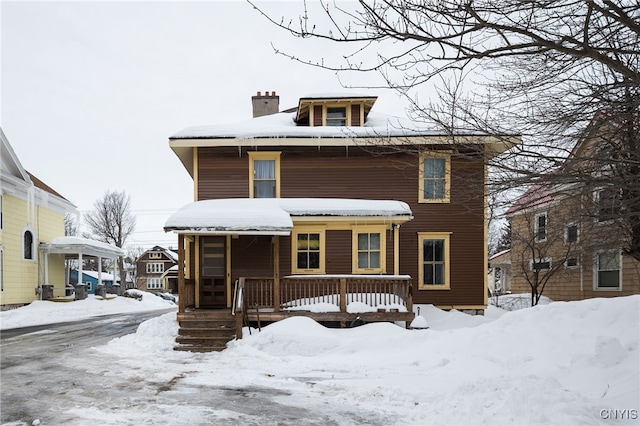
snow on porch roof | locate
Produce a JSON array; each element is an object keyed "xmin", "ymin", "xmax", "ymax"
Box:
[
  {"xmin": 164, "ymin": 198, "xmax": 413, "ymax": 235},
  {"xmin": 41, "ymin": 236, "xmax": 125, "ymax": 258}
]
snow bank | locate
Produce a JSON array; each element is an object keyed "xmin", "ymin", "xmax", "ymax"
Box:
[
  {"xmin": 97, "ymin": 295, "xmax": 639, "ymax": 425},
  {"xmin": 0, "ymin": 293, "xmax": 176, "ymax": 330}
]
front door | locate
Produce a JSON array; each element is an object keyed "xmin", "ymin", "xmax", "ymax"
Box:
[{"xmin": 200, "ymin": 236, "xmax": 226, "ymax": 308}]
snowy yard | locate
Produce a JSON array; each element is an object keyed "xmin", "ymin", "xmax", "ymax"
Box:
[{"xmin": 1, "ymin": 294, "xmax": 638, "ymax": 425}]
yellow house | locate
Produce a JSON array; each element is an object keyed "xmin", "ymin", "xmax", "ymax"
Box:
[{"xmin": 1, "ymin": 128, "xmax": 77, "ymax": 309}]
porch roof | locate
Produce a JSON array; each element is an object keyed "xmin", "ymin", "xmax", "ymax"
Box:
[
  {"xmin": 164, "ymin": 198, "xmax": 413, "ymax": 235},
  {"xmin": 40, "ymin": 236, "xmax": 125, "ymax": 258}
]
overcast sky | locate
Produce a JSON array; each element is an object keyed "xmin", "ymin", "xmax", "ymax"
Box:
[{"xmin": 1, "ymin": 1, "xmax": 414, "ymax": 250}]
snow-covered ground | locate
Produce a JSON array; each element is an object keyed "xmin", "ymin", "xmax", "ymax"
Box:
[{"xmin": 2, "ymin": 294, "xmax": 639, "ymax": 425}]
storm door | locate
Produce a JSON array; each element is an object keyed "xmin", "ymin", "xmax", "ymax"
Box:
[{"xmin": 200, "ymin": 236, "xmax": 226, "ymax": 308}]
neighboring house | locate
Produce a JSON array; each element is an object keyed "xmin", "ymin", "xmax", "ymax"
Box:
[
  {"xmin": 505, "ymin": 114, "xmax": 640, "ymax": 301},
  {"xmin": 488, "ymin": 249, "xmax": 511, "ymax": 295},
  {"xmin": 69, "ymin": 269, "xmax": 120, "ymax": 294},
  {"xmin": 165, "ymin": 91, "xmax": 518, "ymax": 350},
  {"xmin": 135, "ymin": 245, "xmax": 178, "ymax": 293},
  {"xmin": 1, "ymin": 129, "xmax": 124, "ymax": 309}
]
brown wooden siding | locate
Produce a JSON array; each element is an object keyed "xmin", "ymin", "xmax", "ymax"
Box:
[{"xmin": 198, "ymin": 145, "xmax": 487, "ymax": 307}]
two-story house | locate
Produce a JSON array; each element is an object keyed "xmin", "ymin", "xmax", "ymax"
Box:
[
  {"xmin": 135, "ymin": 245, "xmax": 179, "ymax": 293},
  {"xmin": 165, "ymin": 91, "xmax": 518, "ymax": 350},
  {"xmin": 505, "ymin": 114, "xmax": 640, "ymax": 301},
  {"xmin": 1, "ymin": 129, "xmax": 123, "ymax": 309}
]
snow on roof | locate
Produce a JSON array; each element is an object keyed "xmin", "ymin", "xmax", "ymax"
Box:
[
  {"xmin": 170, "ymin": 110, "xmax": 447, "ymax": 140},
  {"xmin": 73, "ymin": 269, "xmax": 119, "ymax": 282},
  {"xmin": 43, "ymin": 236, "xmax": 125, "ymax": 257},
  {"xmin": 164, "ymin": 198, "xmax": 413, "ymax": 234}
]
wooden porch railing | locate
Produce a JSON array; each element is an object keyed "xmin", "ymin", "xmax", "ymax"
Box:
[{"xmin": 238, "ymin": 275, "xmax": 412, "ymax": 314}]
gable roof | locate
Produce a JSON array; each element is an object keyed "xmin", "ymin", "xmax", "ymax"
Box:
[{"xmin": 1, "ymin": 127, "xmax": 76, "ymax": 213}]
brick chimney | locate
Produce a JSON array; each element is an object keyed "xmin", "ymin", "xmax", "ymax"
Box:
[{"xmin": 251, "ymin": 91, "xmax": 280, "ymax": 118}]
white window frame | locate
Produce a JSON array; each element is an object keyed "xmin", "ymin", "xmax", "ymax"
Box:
[
  {"xmin": 149, "ymin": 252, "xmax": 162, "ymax": 259},
  {"xmin": 146, "ymin": 263, "xmax": 164, "ymax": 274},
  {"xmin": 594, "ymin": 187, "xmax": 621, "ymax": 224},
  {"xmin": 593, "ymin": 251, "xmax": 622, "ymax": 291},
  {"xmin": 147, "ymin": 278, "xmax": 163, "ymax": 290},
  {"xmin": 534, "ymin": 212, "xmax": 547, "ymax": 243},
  {"xmin": 22, "ymin": 228, "xmax": 35, "ymax": 261},
  {"xmin": 530, "ymin": 257, "xmax": 552, "ymax": 272},
  {"xmin": 565, "ymin": 255, "xmax": 580, "ymax": 269},
  {"xmin": 564, "ymin": 223, "xmax": 579, "ymax": 245}
]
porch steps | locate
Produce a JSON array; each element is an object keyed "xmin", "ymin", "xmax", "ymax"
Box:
[{"xmin": 174, "ymin": 310, "xmax": 237, "ymax": 352}]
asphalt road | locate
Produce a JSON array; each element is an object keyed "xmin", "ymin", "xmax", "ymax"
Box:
[
  {"xmin": 0, "ymin": 309, "xmax": 386, "ymax": 426},
  {"xmin": 0, "ymin": 309, "xmax": 175, "ymax": 425}
]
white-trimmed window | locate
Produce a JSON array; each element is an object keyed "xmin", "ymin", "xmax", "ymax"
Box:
[
  {"xmin": 419, "ymin": 152, "xmax": 451, "ymax": 203},
  {"xmin": 352, "ymin": 229, "xmax": 386, "ymax": 274},
  {"xmin": 149, "ymin": 252, "xmax": 162, "ymax": 259},
  {"xmin": 530, "ymin": 257, "xmax": 551, "ymax": 272},
  {"xmin": 594, "ymin": 187, "xmax": 621, "ymax": 223},
  {"xmin": 535, "ymin": 213, "xmax": 547, "ymax": 242},
  {"xmin": 292, "ymin": 227, "xmax": 325, "ymax": 274},
  {"xmin": 23, "ymin": 229, "xmax": 34, "ymax": 260},
  {"xmin": 418, "ymin": 232, "xmax": 451, "ymax": 289},
  {"xmin": 249, "ymin": 152, "xmax": 281, "ymax": 198},
  {"xmin": 594, "ymin": 251, "xmax": 621, "ymax": 290},
  {"xmin": 565, "ymin": 223, "xmax": 579, "ymax": 244},
  {"xmin": 565, "ymin": 255, "xmax": 580, "ymax": 269},
  {"xmin": 146, "ymin": 263, "xmax": 164, "ymax": 273},
  {"xmin": 147, "ymin": 278, "xmax": 163, "ymax": 290}
]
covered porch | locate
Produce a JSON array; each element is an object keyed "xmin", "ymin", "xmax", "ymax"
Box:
[
  {"xmin": 165, "ymin": 198, "xmax": 415, "ymax": 349},
  {"xmin": 39, "ymin": 236, "xmax": 125, "ymax": 300}
]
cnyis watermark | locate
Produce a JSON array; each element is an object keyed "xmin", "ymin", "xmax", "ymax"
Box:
[{"xmin": 599, "ymin": 409, "xmax": 638, "ymax": 420}]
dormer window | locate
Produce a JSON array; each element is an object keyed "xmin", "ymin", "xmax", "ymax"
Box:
[
  {"xmin": 326, "ymin": 107, "xmax": 347, "ymax": 126},
  {"xmin": 295, "ymin": 95, "xmax": 377, "ymax": 127}
]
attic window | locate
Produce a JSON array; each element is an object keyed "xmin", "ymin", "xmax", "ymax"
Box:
[{"xmin": 326, "ymin": 107, "xmax": 347, "ymax": 126}]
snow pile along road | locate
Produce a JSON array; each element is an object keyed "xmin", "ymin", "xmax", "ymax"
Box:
[{"xmin": 93, "ymin": 295, "xmax": 639, "ymax": 425}]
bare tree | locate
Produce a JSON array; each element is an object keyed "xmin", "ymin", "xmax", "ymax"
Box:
[
  {"xmin": 85, "ymin": 190, "xmax": 136, "ymax": 289},
  {"xmin": 252, "ymin": 0, "xmax": 640, "ymax": 259},
  {"xmin": 64, "ymin": 213, "xmax": 78, "ymax": 236}
]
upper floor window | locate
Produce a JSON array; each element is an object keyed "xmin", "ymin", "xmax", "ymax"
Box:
[
  {"xmin": 149, "ymin": 252, "xmax": 162, "ymax": 259},
  {"xmin": 146, "ymin": 263, "xmax": 164, "ymax": 273},
  {"xmin": 326, "ymin": 107, "xmax": 347, "ymax": 126},
  {"xmin": 595, "ymin": 251, "xmax": 621, "ymax": 290},
  {"xmin": 23, "ymin": 230, "xmax": 34, "ymax": 260},
  {"xmin": 565, "ymin": 223, "xmax": 579, "ymax": 244},
  {"xmin": 419, "ymin": 152, "xmax": 451, "ymax": 203},
  {"xmin": 352, "ymin": 229, "xmax": 386, "ymax": 274},
  {"xmin": 249, "ymin": 152, "xmax": 280, "ymax": 198},
  {"xmin": 535, "ymin": 213, "xmax": 547, "ymax": 242},
  {"xmin": 418, "ymin": 232, "xmax": 451, "ymax": 289},
  {"xmin": 595, "ymin": 187, "xmax": 621, "ymax": 223},
  {"xmin": 292, "ymin": 227, "xmax": 325, "ymax": 274}
]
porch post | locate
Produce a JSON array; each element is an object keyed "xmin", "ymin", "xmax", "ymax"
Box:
[
  {"xmin": 78, "ymin": 252, "xmax": 83, "ymax": 292},
  {"xmin": 273, "ymin": 235, "xmax": 280, "ymax": 312},
  {"xmin": 394, "ymin": 224, "xmax": 400, "ymax": 275},
  {"xmin": 178, "ymin": 234, "xmax": 185, "ymax": 312}
]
